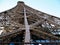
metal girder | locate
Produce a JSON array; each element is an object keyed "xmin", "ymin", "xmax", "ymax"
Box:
[
  {"xmin": 0, "ymin": 1, "xmax": 60, "ymax": 44},
  {"xmin": 25, "ymin": 7, "xmax": 60, "ymax": 27},
  {"xmin": 24, "ymin": 7, "xmax": 30, "ymax": 45},
  {"xmin": 31, "ymin": 28, "xmax": 60, "ymax": 40}
]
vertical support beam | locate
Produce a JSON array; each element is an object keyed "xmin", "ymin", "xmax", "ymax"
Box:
[{"xmin": 24, "ymin": 7, "xmax": 30, "ymax": 45}]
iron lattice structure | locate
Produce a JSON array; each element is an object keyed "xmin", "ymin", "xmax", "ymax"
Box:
[{"xmin": 0, "ymin": 1, "xmax": 60, "ymax": 45}]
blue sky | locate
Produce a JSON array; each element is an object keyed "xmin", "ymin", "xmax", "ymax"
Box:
[{"xmin": 0, "ymin": 0, "xmax": 60, "ymax": 17}]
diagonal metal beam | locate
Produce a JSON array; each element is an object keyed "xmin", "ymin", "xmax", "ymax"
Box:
[
  {"xmin": 25, "ymin": 8, "xmax": 60, "ymax": 27},
  {"xmin": 24, "ymin": 7, "xmax": 30, "ymax": 45}
]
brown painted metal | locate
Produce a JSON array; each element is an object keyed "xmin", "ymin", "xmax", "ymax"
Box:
[{"xmin": 0, "ymin": 1, "xmax": 60, "ymax": 43}]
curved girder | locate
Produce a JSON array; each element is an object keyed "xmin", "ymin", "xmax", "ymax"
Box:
[
  {"xmin": 31, "ymin": 28, "xmax": 60, "ymax": 40},
  {"xmin": 25, "ymin": 5, "xmax": 60, "ymax": 28}
]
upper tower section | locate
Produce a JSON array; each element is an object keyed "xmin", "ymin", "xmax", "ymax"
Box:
[{"xmin": 17, "ymin": 1, "xmax": 25, "ymax": 7}]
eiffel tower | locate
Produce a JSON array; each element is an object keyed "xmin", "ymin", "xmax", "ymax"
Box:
[{"xmin": 0, "ymin": 1, "xmax": 60, "ymax": 45}]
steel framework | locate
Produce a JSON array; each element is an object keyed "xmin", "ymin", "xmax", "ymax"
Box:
[{"xmin": 0, "ymin": 1, "xmax": 60, "ymax": 45}]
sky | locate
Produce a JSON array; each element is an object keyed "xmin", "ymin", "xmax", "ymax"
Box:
[{"xmin": 0, "ymin": 0, "xmax": 60, "ymax": 17}]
